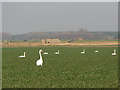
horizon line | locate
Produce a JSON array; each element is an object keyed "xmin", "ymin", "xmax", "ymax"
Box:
[{"xmin": 1, "ymin": 30, "xmax": 118, "ymax": 35}]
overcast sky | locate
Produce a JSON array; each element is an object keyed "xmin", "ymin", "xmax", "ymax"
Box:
[
  {"xmin": 2, "ymin": 2, "xmax": 118, "ymax": 34},
  {"xmin": 0, "ymin": 2, "xmax": 1, "ymax": 33}
]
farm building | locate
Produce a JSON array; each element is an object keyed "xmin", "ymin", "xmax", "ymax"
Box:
[
  {"xmin": 41, "ymin": 39, "xmax": 61, "ymax": 44},
  {"xmin": 3, "ymin": 40, "xmax": 10, "ymax": 44}
]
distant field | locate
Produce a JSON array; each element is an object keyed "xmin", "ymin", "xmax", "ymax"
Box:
[
  {"xmin": 2, "ymin": 41, "xmax": 118, "ymax": 48},
  {"xmin": 72, "ymin": 39, "xmax": 118, "ymax": 43},
  {"xmin": 4, "ymin": 39, "xmax": 118, "ymax": 43},
  {"xmin": 2, "ymin": 47, "xmax": 118, "ymax": 88}
]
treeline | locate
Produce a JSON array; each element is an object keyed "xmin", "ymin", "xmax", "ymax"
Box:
[{"xmin": 1, "ymin": 31, "xmax": 118, "ymax": 41}]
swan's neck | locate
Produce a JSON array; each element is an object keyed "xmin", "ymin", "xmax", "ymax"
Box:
[
  {"xmin": 83, "ymin": 50, "xmax": 85, "ymax": 52},
  {"xmin": 39, "ymin": 52, "xmax": 42, "ymax": 59},
  {"xmin": 113, "ymin": 50, "xmax": 116, "ymax": 53},
  {"xmin": 24, "ymin": 52, "xmax": 26, "ymax": 56}
]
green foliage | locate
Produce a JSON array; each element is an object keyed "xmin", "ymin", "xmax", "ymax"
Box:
[{"xmin": 2, "ymin": 47, "xmax": 118, "ymax": 88}]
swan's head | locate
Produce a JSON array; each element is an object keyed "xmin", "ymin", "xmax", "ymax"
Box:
[{"xmin": 39, "ymin": 49, "xmax": 43, "ymax": 53}]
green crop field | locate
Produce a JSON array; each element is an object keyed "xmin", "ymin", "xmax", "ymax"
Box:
[{"xmin": 2, "ymin": 46, "xmax": 118, "ymax": 88}]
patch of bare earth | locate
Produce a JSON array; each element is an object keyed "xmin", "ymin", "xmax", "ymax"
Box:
[{"xmin": 2, "ymin": 41, "xmax": 119, "ymax": 47}]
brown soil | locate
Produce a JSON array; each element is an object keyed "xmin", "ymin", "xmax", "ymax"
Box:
[{"xmin": 1, "ymin": 41, "xmax": 119, "ymax": 48}]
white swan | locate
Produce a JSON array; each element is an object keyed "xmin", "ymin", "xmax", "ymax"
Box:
[
  {"xmin": 19, "ymin": 52, "xmax": 26, "ymax": 57},
  {"xmin": 112, "ymin": 49, "xmax": 116, "ymax": 56},
  {"xmin": 36, "ymin": 49, "xmax": 43, "ymax": 66},
  {"xmin": 95, "ymin": 50, "xmax": 98, "ymax": 53},
  {"xmin": 55, "ymin": 50, "xmax": 59, "ymax": 55},
  {"xmin": 81, "ymin": 49, "xmax": 85, "ymax": 54},
  {"xmin": 43, "ymin": 52, "xmax": 48, "ymax": 55}
]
